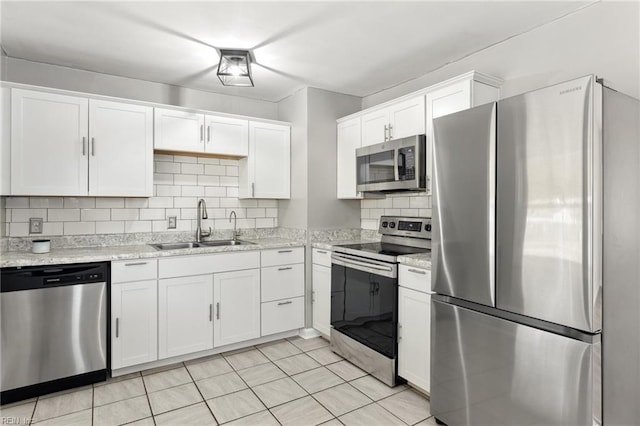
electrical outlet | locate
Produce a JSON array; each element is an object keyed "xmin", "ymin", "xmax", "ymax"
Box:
[
  {"xmin": 29, "ymin": 218, "xmax": 43, "ymax": 234},
  {"xmin": 167, "ymin": 216, "xmax": 177, "ymax": 229}
]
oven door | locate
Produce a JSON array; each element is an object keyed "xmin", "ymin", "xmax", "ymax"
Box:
[{"xmin": 331, "ymin": 252, "xmax": 398, "ymax": 358}]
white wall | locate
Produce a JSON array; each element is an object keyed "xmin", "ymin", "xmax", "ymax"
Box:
[
  {"xmin": 277, "ymin": 87, "xmax": 309, "ymax": 229},
  {"xmin": 307, "ymin": 87, "xmax": 361, "ymax": 230},
  {"xmin": 363, "ymin": 1, "xmax": 640, "ymax": 108},
  {"xmin": 3, "ymin": 57, "xmax": 278, "ymax": 119}
]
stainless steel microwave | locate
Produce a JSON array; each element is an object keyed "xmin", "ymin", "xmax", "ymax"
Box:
[{"xmin": 356, "ymin": 135, "xmax": 426, "ymax": 193}]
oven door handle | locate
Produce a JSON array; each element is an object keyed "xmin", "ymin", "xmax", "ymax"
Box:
[{"xmin": 331, "ymin": 253, "xmax": 396, "ymax": 278}]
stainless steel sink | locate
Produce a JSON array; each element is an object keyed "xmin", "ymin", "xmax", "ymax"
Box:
[
  {"xmin": 150, "ymin": 240, "xmax": 255, "ymax": 250},
  {"xmin": 150, "ymin": 242, "xmax": 202, "ymax": 250},
  {"xmin": 200, "ymin": 240, "xmax": 255, "ymax": 247}
]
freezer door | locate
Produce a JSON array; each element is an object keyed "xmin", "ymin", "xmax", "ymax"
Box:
[
  {"xmin": 431, "ymin": 299, "xmax": 601, "ymax": 426},
  {"xmin": 432, "ymin": 103, "xmax": 496, "ymax": 306},
  {"xmin": 497, "ymin": 75, "xmax": 602, "ymax": 333}
]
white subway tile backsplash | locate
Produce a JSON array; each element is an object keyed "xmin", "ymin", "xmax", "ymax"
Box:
[
  {"xmin": 96, "ymin": 221, "xmax": 125, "ymax": 234},
  {"xmin": 3, "ymin": 155, "xmax": 277, "ymax": 237},
  {"xmin": 174, "ymin": 174, "xmax": 198, "ymax": 186},
  {"xmin": 205, "ymin": 187, "xmax": 227, "ymax": 197},
  {"xmin": 391, "ymin": 197, "xmax": 410, "ymax": 208},
  {"xmin": 409, "ymin": 195, "xmax": 430, "ymax": 209},
  {"xmin": 155, "ymin": 161, "xmax": 181, "ymax": 174},
  {"xmin": 181, "ymin": 163, "xmax": 204, "ymax": 175},
  {"xmin": 205, "ymin": 165, "xmax": 226, "ymax": 175},
  {"xmin": 139, "ymin": 209, "xmax": 166, "ymax": 220},
  {"xmin": 361, "ymin": 195, "xmax": 432, "ymax": 230},
  {"xmin": 6, "ymin": 197, "xmax": 29, "ymax": 208},
  {"xmin": 64, "ymin": 197, "xmax": 96, "ymax": 208},
  {"xmin": 125, "ymin": 198, "xmax": 149, "ymax": 208},
  {"xmin": 81, "ymin": 209, "xmax": 111, "ymax": 221},
  {"xmin": 64, "ymin": 222, "xmax": 95, "ymax": 235},
  {"xmin": 361, "ymin": 219, "xmax": 379, "ymax": 230},
  {"xmin": 11, "ymin": 208, "xmax": 47, "ymax": 222},
  {"xmin": 30, "ymin": 197, "xmax": 64, "ymax": 208},
  {"xmin": 111, "ymin": 209, "xmax": 139, "ymax": 221},
  {"xmin": 181, "ymin": 186, "xmax": 205, "ymax": 197},
  {"xmin": 220, "ymin": 176, "xmax": 239, "ymax": 187},
  {"xmin": 124, "ymin": 221, "xmax": 152, "ymax": 233},
  {"xmin": 9, "ymin": 222, "xmax": 29, "ymax": 237},
  {"xmin": 96, "ymin": 198, "xmax": 125, "ymax": 208},
  {"xmin": 156, "ymin": 185, "xmax": 182, "ymax": 197},
  {"xmin": 198, "ymin": 175, "xmax": 220, "ymax": 186}
]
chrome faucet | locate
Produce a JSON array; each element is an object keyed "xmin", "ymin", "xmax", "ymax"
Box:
[
  {"xmin": 229, "ymin": 210, "xmax": 239, "ymax": 241},
  {"xmin": 196, "ymin": 199, "xmax": 211, "ymax": 242}
]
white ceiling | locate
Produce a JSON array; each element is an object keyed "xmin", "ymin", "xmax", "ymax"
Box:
[{"xmin": 1, "ymin": 1, "xmax": 596, "ymax": 103}]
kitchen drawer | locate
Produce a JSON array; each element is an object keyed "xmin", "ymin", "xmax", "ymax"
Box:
[
  {"xmin": 312, "ymin": 248, "xmax": 331, "ymax": 267},
  {"xmin": 262, "ymin": 263, "xmax": 304, "ymax": 302},
  {"xmin": 261, "ymin": 247, "xmax": 304, "ymax": 267},
  {"xmin": 112, "ymin": 259, "xmax": 158, "ymax": 283},
  {"xmin": 159, "ymin": 251, "xmax": 260, "ymax": 278},
  {"xmin": 261, "ymin": 296, "xmax": 304, "ymax": 336},
  {"xmin": 399, "ymin": 264, "xmax": 432, "ymax": 294}
]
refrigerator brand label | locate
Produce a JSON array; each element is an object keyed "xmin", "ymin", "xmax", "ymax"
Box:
[{"xmin": 560, "ymin": 86, "xmax": 582, "ymax": 95}]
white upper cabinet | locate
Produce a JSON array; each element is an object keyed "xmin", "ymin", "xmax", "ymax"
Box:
[
  {"xmin": 11, "ymin": 89, "xmax": 89, "ymax": 195},
  {"xmin": 336, "ymin": 116, "xmax": 362, "ymax": 199},
  {"xmin": 361, "ymin": 95, "xmax": 425, "ymax": 147},
  {"xmin": 425, "ymin": 78, "xmax": 500, "ymax": 193},
  {"xmin": 205, "ymin": 115, "xmax": 249, "ymax": 156},
  {"xmin": 155, "ymin": 107, "xmax": 250, "ymax": 157},
  {"xmin": 10, "ymin": 89, "xmax": 153, "ymax": 197},
  {"xmin": 154, "ymin": 108, "xmax": 205, "ymax": 153},
  {"xmin": 89, "ymin": 100, "xmax": 153, "ymax": 196},
  {"xmin": 239, "ymin": 121, "xmax": 290, "ymax": 199}
]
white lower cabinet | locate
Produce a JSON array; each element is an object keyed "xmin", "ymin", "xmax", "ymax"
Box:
[
  {"xmin": 158, "ymin": 274, "xmax": 214, "ymax": 359},
  {"xmin": 214, "ymin": 269, "xmax": 261, "ymax": 347},
  {"xmin": 312, "ymin": 260, "xmax": 331, "ymax": 337},
  {"xmin": 111, "ymin": 280, "xmax": 158, "ymax": 369},
  {"xmin": 262, "ymin": 297, "xmax": 305, "ymax": 336},
  {"xmin": 398, "ymin": 265, "xmax": 432, "ymax": 393}
]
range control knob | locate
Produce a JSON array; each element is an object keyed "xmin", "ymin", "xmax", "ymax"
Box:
[
  {"xmin": 389, "ymin": 222, "xmax": 396, "ymax": 229},
  {"xmin": 381, "ymin": 221, "xmax": 388, "ymax": 228},
  {"xmin": 426, "ymin": 224, "xmax": 432, "ymax": 232}
]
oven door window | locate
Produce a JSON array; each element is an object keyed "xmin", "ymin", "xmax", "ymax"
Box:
[
  {"xmin": 331, "ymin": 264, "xmax": 397, "ymax": 358},
  {"xmin": 357, "ymin": 150, "xmax": 395, "ymax": 184}
]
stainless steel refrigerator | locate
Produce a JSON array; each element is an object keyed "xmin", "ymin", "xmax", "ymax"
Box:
[{"xmin": 430, "ymin": 75, "xmax": 639, "ymax": 426}]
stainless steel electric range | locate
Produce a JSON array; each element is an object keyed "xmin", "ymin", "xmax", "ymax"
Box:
[{"xmin": 330, "ymin": 216, "xmax": 431, "ymax": 386}]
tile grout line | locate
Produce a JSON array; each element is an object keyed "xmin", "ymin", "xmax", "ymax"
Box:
[
  {"xmin": 139, "ymin": 362, "xmax": 159, "ymax": 426},
  {"xmin": 182, "ymin": 359, "xmax": 220, "ymax": 425}
]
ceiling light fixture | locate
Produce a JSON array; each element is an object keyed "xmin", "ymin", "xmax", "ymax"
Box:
[{"xmin": 217, "ymin": 49, "xmax": 253, "ymax": 87}]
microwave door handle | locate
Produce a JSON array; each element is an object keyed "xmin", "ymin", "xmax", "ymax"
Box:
[
  {"xmin": 398, "ymin": 151, "xmax": 406, "ymax": 177},
  {"xmin": 394, "ymin": 149, "xmax": 399, "ymax": 181}
]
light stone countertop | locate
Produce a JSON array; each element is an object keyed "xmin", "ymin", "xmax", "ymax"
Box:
[
  {"xmin": 397, "ymin": 252, "xmax": 432, "ymax": 270},
  {"xmin": 0, "ymin": 238, "xmax": 304, "ymax": 268},
  {"xmin": 311, "ymin": 239, "xmax": 378, "ymax": 251}
]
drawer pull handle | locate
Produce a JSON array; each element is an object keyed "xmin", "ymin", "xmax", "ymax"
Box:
[
  {"xmin": 124, "ymin": 262, "xmax": 148, "ymax": 266},
  {"xmin": 278, "ymin": 301, "xmax": 293, "ymax": 306},
  {"xmin": 278, "ymin": 250, "xmax": 293, "ymax": 253},
  {"xmin": 278, "ymin": 267, "xmax": 293, "ymax": 271},
  {"xmin": 317, "ymin": 250, "xmax": 328, "ymax": 254},
  {"xmin": 408, "ymin": 268, "xmax": 426, "ymax": 275},
  {"xmin": 115, "ymin": 318, "xmax": 119, "ymax": 338}
]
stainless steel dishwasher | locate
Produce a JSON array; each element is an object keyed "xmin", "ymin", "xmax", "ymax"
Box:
[{"xmin": 1, "ymin": 262, "xmax": 109, "ymax": 404}]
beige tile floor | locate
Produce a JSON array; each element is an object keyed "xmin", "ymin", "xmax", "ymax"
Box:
[{"xmin": 0, "ymin": 337, "xmax": 437, "ymax": 426}]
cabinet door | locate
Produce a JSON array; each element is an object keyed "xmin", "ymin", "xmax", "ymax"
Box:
[
  {"xmin": 388, "ymin": 96, "xmax": 425, "ymax": 140},
  {"xmin": 425, "ymin": 80, "xmax": 472, "ymax": 194},
  {"xmin": 11, "ymin": 89, "xmax": 88, "ymax": 195},
  {"xmin": 205, "ymin": 115, "xmax": 248, "ymax": 156},
  {"xmin": 111, "ymin": 280, "xmax": 158, "ymax": 369},
  {"xmin": 361, "ymin": 109, "xmax": 388, "ymax": 146},
  {"xmin": 213, "ymin": 269, "xmax": 261, "ymax": 347},
  {"xmin": 312, "ymin": 264, "xmax": 331, "ymax": 337},
  {"xmin": 89, "ymin": 100, "xmax": 153, "ymax": 196},
  {"xmin": 247, "ymin": 121, "xmax": 290, "ymax": 199},
  {"xmin": 336, "ymin": 117, "xmax": 362, "ymax": 199},
  {"xmin": 154, "ymin": 108, "xmax": 205, "ymax": 153},
  {"xmin": 158, "ymin": 275, "xmax": 213, "ymax": 359},
  {"xmin": 398, "ymin": 286, "xmax": 431, "ymax": 392}
]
